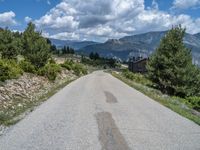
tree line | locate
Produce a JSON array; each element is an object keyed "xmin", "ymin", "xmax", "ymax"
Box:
[
  {"xmin": 0, "ymin": 22, "xmax": 78, "ymax": 81},
  {"xmin": 81, "ymin": 52, "xmax": 118, "ymax": 68}
]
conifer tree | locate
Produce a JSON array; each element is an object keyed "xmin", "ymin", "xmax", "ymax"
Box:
[
  {"xmin": 22, "ymin": 22, "xmax": 50, "ymax": 68},
  {"xmin": 0, "ymin": 28, "xmax": 21, "ymax": 59},
  {"xmin": 147, "ymin": 25, "xmax": 200, "ymax": 97}
]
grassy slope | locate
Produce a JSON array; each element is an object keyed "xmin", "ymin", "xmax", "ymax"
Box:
[{"xmin": 112, "ymin": 72, "xmax": 200, "ymax": 125}]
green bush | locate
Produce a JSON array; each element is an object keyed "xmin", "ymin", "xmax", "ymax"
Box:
[
  {"xmin": 48, "ymin": 57, "xmax": 56, "ymax": 64},
  {"xmin": 37, "ymin": 63, "xmax": 61, "ymax": 81},
  {"xmin": 19, "ymin": 60, "xmax": 36, "ymax": 73},
  {"xmin": 186, "ymin": 97, "xmax": 200, "ymax": 111},
  {"xmin": 122, "ymin": 69, "xmax": 151, "ymax": 85},
  {"xmin": 73, "ymin": 63, "xmax": 87, "ymax": 76},
  {"xmin": 61, "ymin": 60, "xmax": 87, "ymax": 76},
  {"xmin": 0, "ymin": 59, "xmax": 23, "ymax": 82},
  {"xmin": 60, "ymin": 60, "xmax": 73, "ymax": 70}
]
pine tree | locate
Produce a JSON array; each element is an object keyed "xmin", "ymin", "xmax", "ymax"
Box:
[
  {"xmin": 69, "ymin": 47, "xmax": 75, "ymax": 54},
  {"xmin": 147, "ymin": 25, "xmax": 200, "ymax": 97},
  {"xmin": 66, "ymin": 46, "xmax": 70, "ymax": 54},
  {"xmin": 62, "ymin": 46, "xmax": 67, "ymax": 54},
  {"xmin": 22, "ymin": 22, "xmax": 50, "ymax": 68},
  {"xmin": 0, "ymin": 28, "xmax": 21, "ymax": 59},
  {"xmin": 50, "ymin": 44, "xmax": 57, "ymax": 53},
  {"xmin": 94, "ymin": 52, "xmax": 100, "ymax": 60},
  {"xmin": 89, "ymin": 52, "xmax": 94, "ymax": 59}
]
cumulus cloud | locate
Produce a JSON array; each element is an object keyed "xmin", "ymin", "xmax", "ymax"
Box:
[
  {"xmin": 172, "ymin": 0, "xmax": 200, "ymax": 9},
  {"xmin": 0, "ymin": 11, "xmax": 17, "ymax": 27},
  {"xmin": 24, "ymin": 16, "xmax": 32, "ymax": 23},
  {"xmin": 35, "ymin": 1, "xmax": 78, "ymax": 33},
  {"xmin": 151, "ymin": 0, "xmax": 159, "ymax": 10},
  {"xmin": 34, "ymin": 0, "xmax": 200, "ymax": 41}
]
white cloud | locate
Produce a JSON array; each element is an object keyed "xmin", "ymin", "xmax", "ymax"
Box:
[
  {"xmin": 24, "ymin": 16, "xmax": 32, "ymax": 23},
  {"xmin": 172, "ymin": 0, "xmax": 200, "ymax": 9},
  {"xmin": 34, "ymin": 0, "xmax": 200, "ymax": 41},
  {"xmin": 152, "ymin": 0, "xmax": 159, "ymax": 10},
  {"xmin": 50, "ymin": 32, "xmax": 80, "ymax": 40},
  {"xmin": 47, "ymin": 0, "xmax": 51, "ymax": 5},
  {"xmin": 0, "ymin": 11, "xmax": 17, "ymax": 27},
  {"xmin": 35, "ymin": 1, "xmax": 78, "ymax": 32}
]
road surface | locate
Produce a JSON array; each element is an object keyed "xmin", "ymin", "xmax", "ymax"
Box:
[{"xmin": 0, "ymin": 71, "xmax": 200, "ymax": 150}]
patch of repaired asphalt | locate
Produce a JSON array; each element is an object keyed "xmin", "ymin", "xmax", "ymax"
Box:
[
  {"xmin": 95, "ymin": 112, "xmax": 130, "ymax": 150},
  {"xmin": 104, "ymin": 91, "xmax": 118, "ymax": 103}
]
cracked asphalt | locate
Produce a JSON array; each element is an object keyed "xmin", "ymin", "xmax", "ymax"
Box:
[{"xmin": 0, "ymin": 71, "xmax": 200, "ymax": 150}]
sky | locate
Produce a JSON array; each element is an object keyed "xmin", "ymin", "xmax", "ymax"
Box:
[{"xmin": 0, "ymin": 0, "xmax": 200, "ymax": 42}]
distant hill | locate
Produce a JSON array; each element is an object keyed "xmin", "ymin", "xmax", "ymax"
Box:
[
  {"xmin": 79, "ymin": 31, "xmax": 200, "ymax": 65},
  {"xmin": 194, "ymin": 33, "xmax": 200, "ymax": 39},
  {"xmin": 49, "ymin": 38, "xmax": 100, "ymax": 50}
]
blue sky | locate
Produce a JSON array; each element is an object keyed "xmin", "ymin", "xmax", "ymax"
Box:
[{"xmin": 0, "ymin": 0, "xmax": 200, "ymax": 42}]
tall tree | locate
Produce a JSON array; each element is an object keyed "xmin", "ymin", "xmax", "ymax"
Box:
[
  {"xmin": 62, "ymin": 46, "xmax": 67, "ymax": 54},
  {"xmin": 89, "ymin": 52, "xmax": 94, "ymax": 59},
  {"xmin": 147, "ymin": 25, "xmax": 200, "ymax": 97},
  {"xmin": 94, "ymin": 52, "xmax": 100, "ymax": 60},
  {"xmin": 0, "ymin": 28, "xmax": 21, "ymax": 59},
  {"xmin": 50, "ymin": 44, "xmax": 57, "ymax": 53},
  {"xmin": 69, "ymin": 47, "xmax": 75, "ymax": 54},
  {"xmin": 66, "ymin": 46, "xmax": 70, "ymax": 54},
  {"xmin": 46, "ymin": 38, "xmax": 57, "ymax": 54},
  {"xmin": 22, "ymin": 22, "xmax": 50, "ymax": 68}
]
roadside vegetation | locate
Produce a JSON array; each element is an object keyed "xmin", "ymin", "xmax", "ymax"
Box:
[
  {"xmin": 0, "ymin": 22, "xmax": 88, "ymax": 126},
  {"xmin": 113, "ymin": 70, "xmax": 200, "ymax": 125},
  {"xmin": 61, "ymin": 60, "xmax": 87, "ymax": 76},
  {"xmin": 147, "ymin": 25, "xmax": 200, "ymax": 97},
  {"xmin": 113, "ymin": 26, "xmax": 200, "ymax": 125},
  {"xmin": 0, "ymin": 22, "xmax": 88, "ymax": 82}
]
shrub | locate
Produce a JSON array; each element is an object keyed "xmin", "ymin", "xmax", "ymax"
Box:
[
  {"xmin": 61, "ymin": 60, "xmax": 87, "ymax": 76},
  {"xmin": 73, "ymin": 63, "xmax": 87, "ymax": 76},
  {"xmin": 186, "ymin": 97, "xmax": 200, "ymax": 111},
  {"xmin": 48, "ymin": 58, "xmax": 56, "ymax": 64},
  {"xmin": 37, "ymin": 63, "xmax": 61, "ymax": 81},
  {"xmin": 60, "ymin": 60, "xmax": 73, "ymax": 70},
  {"xmin": 122, "ymin": 69, "xmax": 151, "ymax": 85},
  {"xmin": 0, "ymin": 59, "xmax": 23, "ymax": 82},
  {"xmin": 19, "ymin": 60, "xmax": 36, "ymax": 73}
]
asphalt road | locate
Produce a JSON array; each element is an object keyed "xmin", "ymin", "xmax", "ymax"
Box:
[{"xmin": 0, "ymin": 71, "xmax": 200, "ymax": 150}]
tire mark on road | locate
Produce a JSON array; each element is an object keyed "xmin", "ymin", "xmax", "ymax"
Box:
[
  {"xmin": 104, "ymin": 91, "xmax": 118, "ymax": 103},
  {"xmin": 95, "ymin": 112, "xmax": 130, "ymax": 150}
]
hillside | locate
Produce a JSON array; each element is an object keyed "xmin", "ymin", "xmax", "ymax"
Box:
[
  {"xmin": 79, "ymin": 31, "xmax": 200, "ymax": 64},
  {"xmin": 194, "ymin": 33, "xmax": 200, "ymax": 39},
  {"xmin": 49, "ymin": 38, "xmax": 99, "ymax": 50}
]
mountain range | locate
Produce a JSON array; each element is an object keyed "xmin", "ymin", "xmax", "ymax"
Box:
[
  {"xmin": 50, "ymin": 38, "xmax": 99, "ymax": 50},
  {"xmin": 50, "ymin": 31, "xmax": 200, "ymax": 65}
]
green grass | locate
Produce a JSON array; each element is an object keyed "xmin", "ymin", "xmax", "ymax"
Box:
[
  {"xmin": 112, "ymin": 71, "xmax": 200, "ymax": 125},
  {"xmin": 0, "ymin": 78, "xmax": 75, "ymax": 126}
]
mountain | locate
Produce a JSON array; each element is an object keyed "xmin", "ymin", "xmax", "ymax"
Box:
[
  {"xmin": 79, "ymin": 31, "xmax": 200, "ymax": 64},
  {"xmin": 194, "ymin": 33, "xmax": 200, "ymax": 39},
  {"xmin": 49, "ymin": 38, "xmax": 99, "ymax": 50}
]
